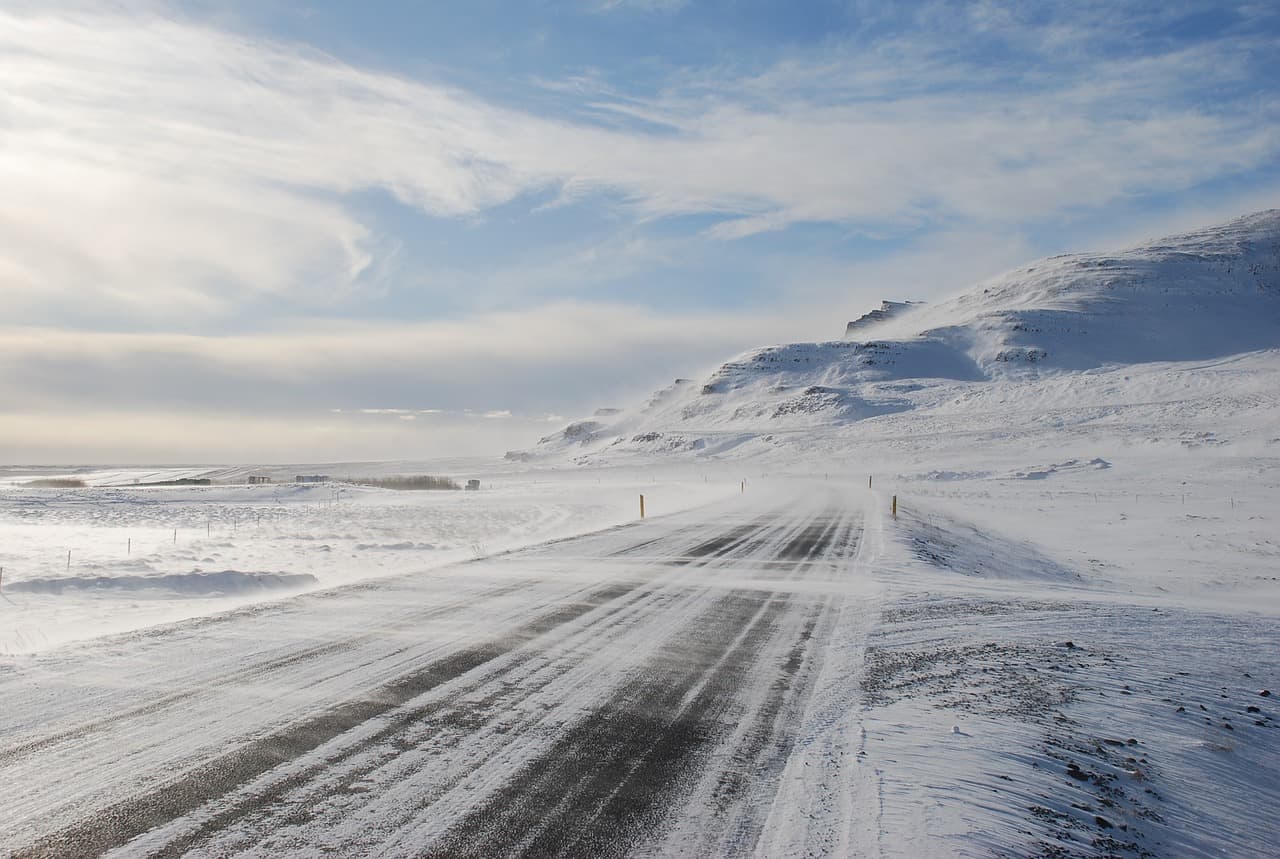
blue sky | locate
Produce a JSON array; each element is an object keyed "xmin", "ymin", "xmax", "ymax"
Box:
[{"xmin": 2, "ymin": 0, "xmax": 1278, "ymax": 462}]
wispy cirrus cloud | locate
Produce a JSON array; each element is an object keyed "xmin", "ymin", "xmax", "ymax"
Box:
[{"xmin": 3, "ymin": 3, "xmax": 1277, "ymax": 327}]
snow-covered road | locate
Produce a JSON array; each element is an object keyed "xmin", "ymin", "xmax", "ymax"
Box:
[{"xmin": 1, "ymin": 485, "xmax": 876, "ymax": 857}]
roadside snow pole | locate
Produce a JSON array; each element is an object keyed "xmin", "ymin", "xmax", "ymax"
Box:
[
  {"xmin": 640, "ymin": 494, "xmax": 646, "ymax": 519},
  {"xmin": 67, "ymin": 550, "xmax": 71, "ymax": 570},
  {"xmin": 892, "ymin": 495, "xmax": 898, "ymax": 519},
  {"xmin": 127, "ymin": 538, "xmax": 131, "ymax": 556},
  {"xmin": 741, "ymin": 480, "xmax": 745, "ymax": 494},
  {"xmin": 869, "ymin": 475, "xmax": 872, "ymax": 489}
]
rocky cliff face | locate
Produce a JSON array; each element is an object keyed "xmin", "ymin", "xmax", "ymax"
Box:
[{"xmin": 844, "ymin": 300, "xmax": 925, "ymax": 338}]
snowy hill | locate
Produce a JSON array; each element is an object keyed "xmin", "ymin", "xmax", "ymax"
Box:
[{"xmin": 511, "ymin": 210, "xmax": 1280, "ymax": 463}]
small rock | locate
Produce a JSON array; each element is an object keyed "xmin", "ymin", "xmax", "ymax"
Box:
[
  {"xmin": 1176, "ymin": 706, "xmax": 1186, "ymax": 713},
  {"xmin": 1095, "ymin": 815, "xmax": 1114, "ymax": 829},
  {"xmin": 1223, "ymin": 722, "xmax": 1234, "ymax": 731},
  {"xmin": 1126, "ymin": 738, "xmax": 1138, "ymax": 745},
  {"xmin": 1066, "ymin": 763, "xmax": 1089, "ymax": 781},
  {"xmin": 1260, "ymin": 690, "xmax": 1272, "ymax": 697},
  {"xmin": 1246, "ymin": 705, "xmax": 1261, "ymax": 713},
  {"xmin": 1061, "ymin": 641, "xmax": 1075, "ymax": 649}
]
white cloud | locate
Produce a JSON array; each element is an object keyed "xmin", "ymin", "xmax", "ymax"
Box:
[{"xmin": 2, "ymin": 5, "xmax": 1277, "ymax": 327}]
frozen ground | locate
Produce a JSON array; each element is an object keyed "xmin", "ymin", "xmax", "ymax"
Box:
[{"xmin": 0, "ymin": 435, "xmax": 1276, "ymax": 857}]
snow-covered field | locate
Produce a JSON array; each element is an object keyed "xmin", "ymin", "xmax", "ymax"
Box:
[
  {"xmin": 2, "ymin": 425, "xmax": 1275, "ymax": 856},
  {"xmin": 0, "ymin": 463, "xmax": 735, "ymax": 654},
  {"xmin": 2, "ymin": 212, "xmax": 1278, "ymax": 856}
]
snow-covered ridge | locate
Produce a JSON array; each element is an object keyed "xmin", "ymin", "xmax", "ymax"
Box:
[
  {"xmin": 873, "ymin": 208, "xmax": 1280, "ymax": 371},
  {"xmin": 511, "ymin": 209, "xmax": 1280, "ymax": 463}
]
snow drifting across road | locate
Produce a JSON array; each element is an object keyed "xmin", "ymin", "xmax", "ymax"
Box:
[
  {"xmin": 0, "ymin": 484, "xmax": 878, "ymax": 857},
  {"xmin": 1, "ymin": 468, "xmax": 1275, "ymax": 857}
]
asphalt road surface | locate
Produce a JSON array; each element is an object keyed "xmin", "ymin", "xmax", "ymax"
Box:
[{"xmin": 0, "ymin": 487, "xmax": 871, "ymax": 857}]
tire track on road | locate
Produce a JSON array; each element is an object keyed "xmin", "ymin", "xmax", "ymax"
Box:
[
  {"xmin": 14, "ymin": 581, "xmax": 635, "ymax": 859},
  {"xmin": 158, "ymin": 510, "xmax": 813, "ymax": 856},
  {"xmin": 419, "ymin": 504, "xmax": 858, "ymax": 858},
  {"xmin": 683, "ymin": 509, "xmax": 864, "ymax": 855},
  {"xmin": 422, "ymin": 589, "xmax": 790, "ymax": 859},
  {"xmin": 0, "ymin": 583, "xmax": 538, "ymax": 764},
  {"xmin": 11, "ymin": 512, "xmax": 799, "ymax": 858}
]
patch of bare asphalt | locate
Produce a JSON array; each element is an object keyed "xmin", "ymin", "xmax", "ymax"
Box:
[{"xmin": 13, "ymin": 581, "xmax": 638, "ymax": 859}]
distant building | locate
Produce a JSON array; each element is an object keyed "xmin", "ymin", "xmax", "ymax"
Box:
[
  {"xmin": 295, "ymin": 474, "xmax": 330, "ymax": 484},
  {"xmin": 248, "ymin": 476, "xmax": 272, "ymax": 485},
  {"xmin": 465, "ymin": 479, "xmax": 481, "ymax": 491}
]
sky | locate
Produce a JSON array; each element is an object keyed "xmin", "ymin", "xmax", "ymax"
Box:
[{"xmin": 2, "ymin": 0, "xmax": 1279, "ymax": 463}]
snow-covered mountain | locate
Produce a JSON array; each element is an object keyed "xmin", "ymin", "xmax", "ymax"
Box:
[{"xmin": 512, "ymin": 210, "xmax": 1280, "ymax": 463}]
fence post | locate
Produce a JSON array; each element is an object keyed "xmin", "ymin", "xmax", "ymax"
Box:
[
  {"xmin": 892, "ymin": 495, "xmax": 898, "ymax": 518},
  {"xmin": 640, "ymin": 494, "xmax": 645, "ymax": 519}
]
